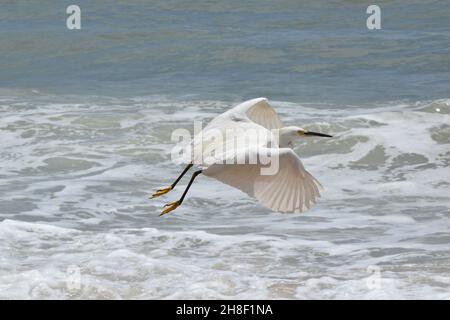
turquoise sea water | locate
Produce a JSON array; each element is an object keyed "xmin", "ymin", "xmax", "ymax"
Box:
[{"xmin": 1, "ymin": 0, "xmax": 449, "ymax": 102}]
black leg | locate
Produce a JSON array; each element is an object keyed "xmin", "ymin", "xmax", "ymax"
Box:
[
  {"xmin": 172, "ymin": 163, "xmax": 193, "ymax": 189},
  {"xmin": 160, "ymin": 170, "xmax": 202, "ymax": 216},
  {"xmin": 150, "ymin": 163, "xmax": 193, "ymax": 198},
  {"xmin": 179, "ymin": 170, "xmax": 202, "ymax": 204}
]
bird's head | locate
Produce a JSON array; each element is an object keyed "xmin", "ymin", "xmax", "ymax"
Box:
[{"xmin": 277, "ymin": 126, "xmax": 332, "ymax": 148}]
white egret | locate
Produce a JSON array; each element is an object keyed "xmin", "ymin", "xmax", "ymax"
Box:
[{"xmin": 151, "ymin": 97, "xmax": 332, "ymax": 216}]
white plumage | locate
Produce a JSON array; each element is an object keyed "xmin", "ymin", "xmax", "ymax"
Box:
[
  {"xmin": 152, "ymin": 97, "xmax": 332, "ymax": 215},
  {"xmin": 199, "ymin": 98, "xmax": 321, "ymax": 213}
]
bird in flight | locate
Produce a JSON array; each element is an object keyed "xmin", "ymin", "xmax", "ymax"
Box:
[{"xmin": 151, "ymin": 97, "xmax": 332, "ymax": 216}]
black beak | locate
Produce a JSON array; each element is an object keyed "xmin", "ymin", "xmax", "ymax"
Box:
[{"xmin": 305, "ymin": 131, "xmax": 333, "ymax": 138}]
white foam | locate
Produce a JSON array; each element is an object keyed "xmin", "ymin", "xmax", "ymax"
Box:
[{"xmin": 0, "ymin": 96, "xmax": 449, "ymax": 299}]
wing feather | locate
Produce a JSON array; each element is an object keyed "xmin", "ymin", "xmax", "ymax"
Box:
[
  {"xmin": 204, "ymin": 148, "xmax": 322, "ymax": 213},
  {"xmin": 231, "ymin": 97, "xmax": 283, "ymax": 130},
  {"xmin": 286, "ymin": 175, "xmax": 296, "ymax": 211}
]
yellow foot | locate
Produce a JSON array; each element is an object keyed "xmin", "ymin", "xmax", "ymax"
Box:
[
  {"xmin": 150, "ymin": 186, "xmax": 173, "ymax": 199},
  {"xmin": 160, "ymin": 200, "xmax": 181, "ymax": 216}
]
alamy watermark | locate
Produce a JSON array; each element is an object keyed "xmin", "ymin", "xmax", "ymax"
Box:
[
  {"xmin": 66, "ymin": 5, "xmax": 81, "ymax": 30},
  {"xmin": 66, "ymin": 264, "xmax": 82, "ymax": 292},
  {"xmin": 170, "ymin": 120, "xmax": 282, "ymax": 175},
  {"xmin": 66, "ymin": 4, "xmax": 381, "ymax": 31},
  {"xmin": 366, "ymin": 265, "xmax": 382, "ymax": 289},
  {"xmin": 366, "ymin": 5, "xmax": 381, "ymax": 30}
]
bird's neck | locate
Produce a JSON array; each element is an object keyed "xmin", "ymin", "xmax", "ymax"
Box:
[{"xmin": 274, "ymin": 127, "xmax": 296, "ymax": 148}]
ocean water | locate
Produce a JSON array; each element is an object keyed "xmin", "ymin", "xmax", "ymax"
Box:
[{"xmin": 0, "ymin": 1, "xmax": 449, "ymax": 299}]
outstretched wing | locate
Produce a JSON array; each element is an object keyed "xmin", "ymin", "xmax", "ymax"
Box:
[
  {"xmin": 231, "ymin": 97, "xmax": 283, "ymax": 130},
  {"xmin": 203, "ymin": 148, "xmax": 322, "ymax": 213}
]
